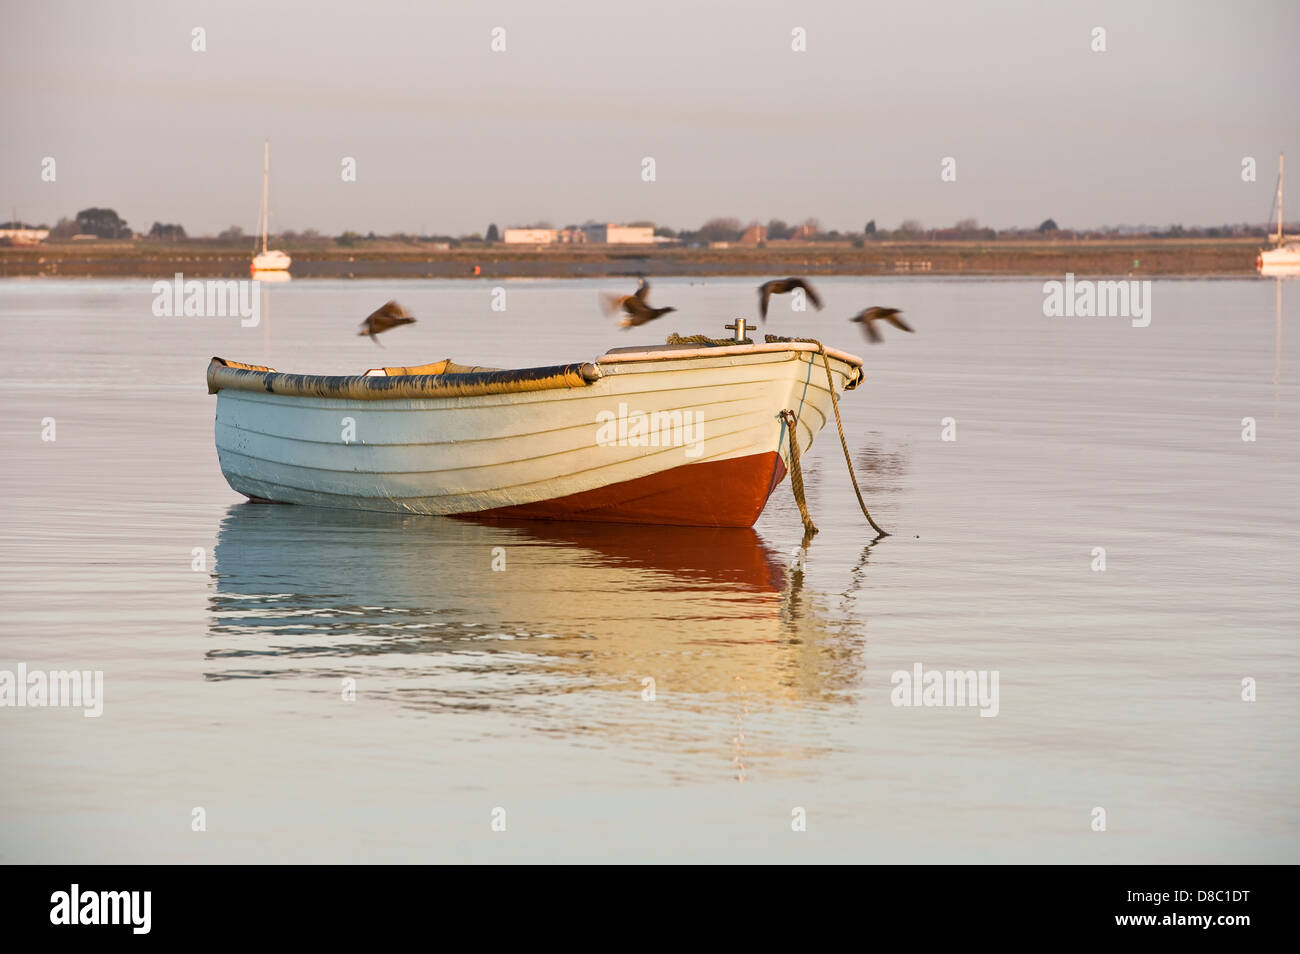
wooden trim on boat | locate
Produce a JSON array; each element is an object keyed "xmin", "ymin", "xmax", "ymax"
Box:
[
  {"xmin": 598, "ymin": 341, "xmax": 865, "ymax": 390},
  {"xmin": 207, "ymin": 357, "xmax": 601, "ymax": 400},
  {"xmin": 597, "ymin": 341, "xmax": 864, "ymax": 367}
]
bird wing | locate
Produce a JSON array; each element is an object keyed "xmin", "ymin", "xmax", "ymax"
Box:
[
  {"xmin": 758, "ymin": 284, "xmax": 772, "ymax": 322},
  {"xmin": 600, "ymin": 293, "xmax": 627, "ymax": 317},
  {"xmin": 852, "ymin": 312, "xmax": 883, "ymax": 343},
  {"xmin": 622, "ymin": 296, "xmax": 654, "ymax": 320},
  {"xmin": 799, "ymin": 280, "xmax": 823, "ymax": 310},
  {"xmin": 633, "ymin": 277, "xmax": 651, "ymax": 302},
  {"xmin": 884, "ymin": 312, "xmax": 913, "ymax": 333}
]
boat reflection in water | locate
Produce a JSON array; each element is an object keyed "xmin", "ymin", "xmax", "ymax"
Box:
[{"xmin": 207, "ymin": 504, "xmax": 862, "ymax": 721}]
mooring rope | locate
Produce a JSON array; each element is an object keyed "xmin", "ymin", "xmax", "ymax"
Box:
[
  {"xmin": 666, "ymin": 332, "xmax": 753, "ymax": 346},
  {"xmin": 777, "ymin": 409, "xmax": 817, "ymax": 538},
  {"xmin": 769, "ymin": 335, "xmax": 890, "ymax": 538}
]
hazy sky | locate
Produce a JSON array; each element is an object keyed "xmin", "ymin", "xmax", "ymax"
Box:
[{"xmin": 2, "ymin": 0, "xmax": 1298, "ymax": 236}]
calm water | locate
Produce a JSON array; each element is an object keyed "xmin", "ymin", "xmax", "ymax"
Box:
[{"xmin": 1, "ymin": 276, "xmax": 1296, "ymax": 863}]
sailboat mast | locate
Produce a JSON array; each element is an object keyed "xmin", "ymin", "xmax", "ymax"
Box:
[
  {"xmin": 261, "ymin": 140, "xmax": 270, "ymax": 255},
  {"xmin": 1277, "ymin": 153, "xmax": 1284, "ymax": 246}
]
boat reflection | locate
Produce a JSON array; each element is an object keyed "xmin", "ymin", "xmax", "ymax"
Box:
[{"xmin": 207, "ymin": 504, "xmax": 862, "ymax": 714}]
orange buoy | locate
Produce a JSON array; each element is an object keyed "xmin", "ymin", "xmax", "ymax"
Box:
[{"xmin": 473, "ymin": 265, "xmax": 481, "ymax": 276}]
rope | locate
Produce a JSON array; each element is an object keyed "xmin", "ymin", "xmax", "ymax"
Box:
[
  {"xmin": 778, "ymin": 410, "xmax": 817, "ymax": 538},
  {"xmin": 768, "ymin": 335, "xmax": 890, "ymax": 538},
  {"xmin": 666, "ymin": 333, "xmax": 753, "ymax": 346}
]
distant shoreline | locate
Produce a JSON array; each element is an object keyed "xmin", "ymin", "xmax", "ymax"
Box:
[{"xmin": 0, "ymin": 237, "xmax": 1265, "ymax": 279}]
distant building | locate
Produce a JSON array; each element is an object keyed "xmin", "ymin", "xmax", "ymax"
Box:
[
  {"xmin": 0, "ymin": 226, "xmax": 50, "ymax": 246},
  {"xmin": 504, "ymin": 223, "xmax": 655, "ymax": 245},
  {"xmin": 790, "ymin": 223, "xmax": 819, "ymax": 241},
  {"xmin": 738, "ymin": 224, "xmax": 767, "ymax": 245},
  {"xmin": 583, "ymin": 224, "xmax": 654, "ymax": 244},
  {"xmin": 503, "ymin": 228, "xmax": 558, "ymax": 244}
]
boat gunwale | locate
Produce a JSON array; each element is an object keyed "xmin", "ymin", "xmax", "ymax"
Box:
[
  {"xmin": 207, "ymin": 341, "xmax": 863, "ymax": 401},
  {"xmin": 207, "ymin": 357, "xmax": 602, "ymax": 400},
  {"xmin": 597, "ymin": 341, "xmax": 864, "ymax": 369}
]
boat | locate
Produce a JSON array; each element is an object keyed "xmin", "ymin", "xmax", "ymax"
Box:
[
  {"xmin": 250, "ymin": 140, "xmax": 291, "ymax": 274},
  {"xmin": 206, "ymin": 325, "xmax": 864, "ymax": 527},
  {"xmin": 1258, "ymin": 153, "xmax": 1300, "ymax": 272}
]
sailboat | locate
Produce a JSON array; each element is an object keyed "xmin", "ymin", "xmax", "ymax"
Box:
[
  {"xmin": 1258, "ymin": 153, "xmax": 1300, "ymax": 273},
  {"xmin": 251, "ymin": 140, "xmax": 291, "ymax": 274}
]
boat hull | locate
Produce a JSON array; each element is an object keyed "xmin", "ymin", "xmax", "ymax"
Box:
[
  {"xmin": 1258, "ymin": 244, "xmax": 1300, "ymax": 270},
  {"xmin": 251, "ymin": 250, "xmax": 292, "ymax": 272},
  {"xmin": 210, "ymin": 343, "xmax": 861, "ymax": 527},
  {"xmin": 472, "ymin": 451, "xmax": 788, "ymax": 527}
]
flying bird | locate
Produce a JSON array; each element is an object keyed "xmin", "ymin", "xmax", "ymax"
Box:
[
  {"xmin": 850, "ymin": 306, "xmax": 913, "ymax": 343},
  {"xmin": 758, "ymin": 277, "xmax": 823, "ymax": 322},
  {"xmin": 359, "ymin": 300, "xmax": 416, "ymax": 344},
  {"xmin": 602, "ymin": 277, "xmax": 677, "ymax": 328}
]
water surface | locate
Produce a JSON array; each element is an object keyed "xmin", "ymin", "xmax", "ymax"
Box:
[{"xmin": 1, "ymin": 277, "xmax": 1296, "ymax": 862}]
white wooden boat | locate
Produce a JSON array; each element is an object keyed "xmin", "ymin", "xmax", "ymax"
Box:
[
  {"xmin": 206, "ymin": 327, "xmax": 864, "ymax": 527},
  {"xmin": 250, "ymin": 141, "xmax": 291, "ymax": 274}
]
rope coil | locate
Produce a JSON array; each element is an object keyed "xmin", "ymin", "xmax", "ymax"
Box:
[{"xmin": 666, "ymin": 332, "xmax": 753, "ymax": 346}]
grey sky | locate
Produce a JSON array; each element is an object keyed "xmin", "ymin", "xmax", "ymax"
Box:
[{"xmin": 2, "ymin": 0, "xmax": 1297, "ymax": 236}]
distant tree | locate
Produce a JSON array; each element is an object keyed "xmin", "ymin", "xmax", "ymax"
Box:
[
  {"xmin": 217, "ymin": 225, "xmax": 245, "ymax": 241},
  {"xmin": 485, "ymin": 223, "xmax": 500, "ymax": 242},
  {"xmin": 1037, "ymin": 218, "xmax": 1059, "ymax": 232},
  {"xmin": 696, "ymin": 217, "xmax": 743, "ymax": 243},
  {"xmin": 954, "ymin": 217, "xmax": 980, "ymax": 233},
  {"xmin": 897, "ymin": 219, "xmax": 924, "ymax": 237},
  {"xmin": 766, "ymin": 219, "xmax": 792, "ymax": 240},
  {"xmin": 74, "ymin": 207, "xmax": 129, "ymax": 238},
  {"xmin": 148, "ymin": 222, "xmax": 187, "ymax": 241},
  {"xmin": 48, "ymin": 217, "xmax": 77, "ymax": 239},
  {"xmin": 864, "ymin": 219, "xmax": 876, "ymax": 235},
  {"xmin": 336, "ymin": 230, "xmax": 362, "ymax": 247},
  {"xmin": 654, "ymin": 225, "xmax": 678, "ymax": 238}
]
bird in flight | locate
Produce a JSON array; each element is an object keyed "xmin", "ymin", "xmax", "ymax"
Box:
[
  {"xmin": 602, "ymin": 277, "xmax": 677, "ymax": 328},
  {"xmin": 850, "ymin": 306, "xmax": 913, "ymax": 343},
  {"xmin": 359, "ymin": 300, "xmax": 416, "ymax": 344},
  {"xmin": 758, "ymin": 277, "xmax": 823, "ymax": 322}
]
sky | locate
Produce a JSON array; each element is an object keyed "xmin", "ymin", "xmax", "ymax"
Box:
[{"xmin": 1, "ymin": 0, "xmax": 1298, "ymax": 236}]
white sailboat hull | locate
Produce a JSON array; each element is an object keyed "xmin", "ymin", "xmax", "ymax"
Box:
[{"xmin": 251, "ymin": 250, "xmax": 292, "ymax": 272}]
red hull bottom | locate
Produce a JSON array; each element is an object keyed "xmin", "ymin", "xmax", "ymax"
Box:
[{"xmin": 469, "ymin": 451, "xmax": 788, "ymax": 528}]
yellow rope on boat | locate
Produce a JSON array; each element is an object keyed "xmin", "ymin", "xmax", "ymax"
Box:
[
  {"xmin": 778, "ymin": 409, "xmax": 817, "ymax": 539},
  {"xmin": 666, "ymin": 332, "xmax": 753, "ymax": 346},
  {"xmin": 768, "ymin": 335, "xmax": 890, "ymax": 538}
]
